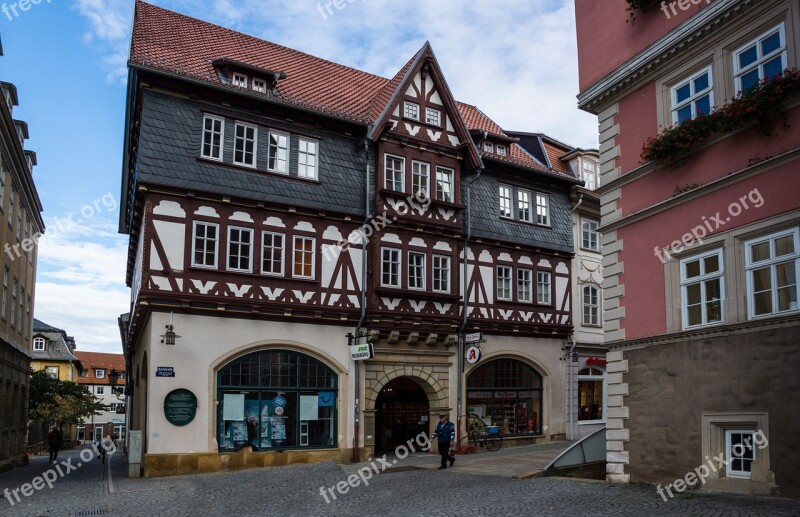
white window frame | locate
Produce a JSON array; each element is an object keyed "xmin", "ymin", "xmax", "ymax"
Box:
[
  {"xmin": 252, "ymin": 78, "xmax": 267, "ymax": 93},
  {"xmin": 496, "ymin": 144, "xmax": 507, "ymax": 156},
  {"xmin": 201, "ymin": 115, "xmax": 225, "ymax": 161},
  {"xmin": 680, "ymin": 248, "xmax": 725, "ymax": 329},
  {"xmin": 261, "ymin": 231, "xmax": 285, "ymax": 277},
  {"xmin": 535, "ymin": 193, "xmax": 550, "ymax": 226},
  {"xmin": 33, "ymin": 336, "xmax": 45, "ymax": 351},
  {"xmin": 298, "ymin": 138, "xmax": 319, "ymax": 180},
  {"xmin": 232, "ymin": 72, "xmax": 248, "ymax": 88},
  {"xmin": 412, "ymin": 161, "xmax": 430, "ymax": 198},
  {"xmin": 227, "ymin": 226, "xmax": 254, "ymax": 273},
  {"xmin": 725, "ymin": 429, "xmax": 756, "ymax": 479},
  {"xmin": 483, "ymin": 142, "xmax": 494, "ymax": 153},
  {"xmin": 404, "ymin": 101, "xmax": 420, "ymax": 121},
  {"xmin": 733, "ymin": 24, "xmax": 787, "ymax": 93},
  {"xmin": 381, "ymin": 247, "xmax": 401, "ymax": 288},
  {"xmin": 96, "ymin": 386, "xmax": 105, "ymax": 396},
  {"xmin": 518, "ymin": 189, "xmax": 532, "ymax": 223},
  {"xmin": 517, "ymin": 269, "xmax": 532, "ymax": 303},
  {"xmin": 425, "ymin": 107, "xmax": 440, "ymax": 126},
  {"xmin": 537, "ymin": 271, "xmax": 552, "ymax": 305},
  {"xmin": 267, "ymin": 130, "xmax": 290, "ymax": 174},
  {"xmin": 497, "ymin": 265, "xmax": 512, "ymax": 301},
  {"xmin": 432, "ymin": 255, "xmax": 451, "ymax": 293},
  {"xmin": 192, "ymin": 221, "xmax": 219, "ymax": 269},
  {"xmin": 745, "ymin": 228, "xmax": 800, "ymax": 319},
  {"xmin": 384, "ymin": 154, "xmax": 405, "ymax": 192},
  {"xmin": 233, "ymin": 121, "xmax": 258, "ymax": 168},
  {"xmin": 292, "ymin": 236, "xmax": 316, "ymax": 280},
  {"xmin": 499, "ymin": 185, "xmax": 512, "ymax": 218},
  {"xmin": 582, "ymin": 284, "xmax": 601, "ymax": 327},
  {"xmin": 45, "ymin": 366, "xmax": 58, "ymax": 379},
  {"xmin": 671, "ymin": 66, "xmax": 714, "ymax": 124},
  {"xmin": 408, "ymin": 251, "xmax": 426, "ymax": 291},
  {"xmin": 95, "ymin": 369, "xmax": 105, "ymax": 379},
  {"xmin": 582, "ymin": 219, "xmax": 600, "ymax": 252},
  {"xmin": 581, "ymin": 159, "xmax": 598, "ymax": 190},
  {"xmin": 436, "ymin": 166, "xmax": 453, "ymax": 203}
]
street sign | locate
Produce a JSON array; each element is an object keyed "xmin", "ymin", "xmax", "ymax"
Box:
[
  {"xmin": 350, "ymin": 342, "xmax": 374, "ymax": 361},
  {"xmin": 156, "ymin": 367, "xmax": 175, "ymax": 377},
  {"xmin": 465, "ymin": 345, "xmax": 482, "ymax": 364},
  {"xmin": 465, "ymin": 332, "xmax": 483, "ymax": 344}
]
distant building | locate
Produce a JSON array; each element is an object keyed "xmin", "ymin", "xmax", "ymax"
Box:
[
  {"xmin": 30, "ymin": 319, "xmax": 81, "ymax": 382},
  {"xmin": 74, "ymin": 352, "xmax": 127, "ymax": 444},
  {"xmin": 576, "ymin": 0, "xmax": 800, "ymax": 498},
  {"xmin": 0, "ymin": 35, "xmax": 46, "ymax": 472}
]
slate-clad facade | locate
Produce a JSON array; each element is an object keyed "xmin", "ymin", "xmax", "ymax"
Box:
[{"xmin": 120, "ymin": 1, "xmax": 582, "ymax": 477}]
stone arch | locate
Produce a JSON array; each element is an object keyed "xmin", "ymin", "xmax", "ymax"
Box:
[{"xmin": 366, "ymin": 367, "xmax": 447, "ymax": 412}]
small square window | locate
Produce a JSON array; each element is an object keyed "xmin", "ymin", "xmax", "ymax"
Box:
[
  {"xmin": 426, "ymin": 107, "xmax": 441, "ymax": 126},
  {"xmin": 252, "ymin": 79, "xmax": 267, "ymax": 93},
  {"xmin": 404, "ymin": 102, "xmax": 420, "ymax": 121},
  {"xmin": 232, "ymin": 73, "xmax": 248, "ymax": 88},
  {"xmin": 483, "ymin": 142, "xmax": 494, "ymax": 153},
  {"xmin": 496, "ymin": 145, "xmax": 507, "ymax": 156},
  {"xmin": 95, "ymin": 369, "xmax": 105, "ymax": 379}
]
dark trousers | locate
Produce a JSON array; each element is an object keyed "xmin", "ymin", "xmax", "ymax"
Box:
[
  {"xmin": 438, "ymin": 441, "xmax": 453, "ymax": 467},
  {"xmin": 49, "ymin": 444, "xmax": 59, "ymax": 462}
]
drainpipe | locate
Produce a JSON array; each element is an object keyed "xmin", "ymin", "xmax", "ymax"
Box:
[
  {"xmin": 353, "ymin": 136, "xmax": 371, "ymax": 463},
  {"xmin": 457, "ymin": 166, "xmax": 484, "ymax": 435}
]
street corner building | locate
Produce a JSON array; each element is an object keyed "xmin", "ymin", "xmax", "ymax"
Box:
[
  {"xmin": 575, "ymin": 0, "xmax": 800, "ymax": 499},
  {"xmin": 0, "ymin": 36, "xmax": 45, "ymax": 472},
  {"xmin": 118, "ymin": 1, "xmax": 600, "ymax": 477}
]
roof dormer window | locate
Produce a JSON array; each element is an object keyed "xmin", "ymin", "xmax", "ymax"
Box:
[
  {"xmin": 232, "ymin": 73, "xmax": 248, "ymax": 88},
  {"xmin": 252, "ymin": 78, "xmax": 267, "ymax": 93},
  {"xmin": 496, "ymin": 144, "xmax": 507, "ymax": 156},
  {"xmin": 483, "ymin": 142, "xmax": 494, "ymax": 153}
]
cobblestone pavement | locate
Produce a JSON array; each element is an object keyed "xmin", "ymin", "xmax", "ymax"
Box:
[{"xmin": 1, "ymin": 445, "xmax": 798, "ymax": 516}]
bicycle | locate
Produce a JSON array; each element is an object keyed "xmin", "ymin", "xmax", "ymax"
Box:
[{"xmin": 454, "ymin": 413, "xmax": 503, "ymax": 454}]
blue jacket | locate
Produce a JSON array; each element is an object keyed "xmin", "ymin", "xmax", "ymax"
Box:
[{"xmin": 433, "ymin": 420, "xmax": 455, "ymax": 443}]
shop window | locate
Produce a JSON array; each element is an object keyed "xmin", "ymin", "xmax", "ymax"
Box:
[
  {"xmin": 217, "ymin": 350, "xmax": 337, "ymax": 451},
  {"xmin": 467, "ymin": 358, "xmax": 543, "ymax": 436},
  {"xmin": 578, "ymin": 367, "xmax": 605, "ymax": 422}
]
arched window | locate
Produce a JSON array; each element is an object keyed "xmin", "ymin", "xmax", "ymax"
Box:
[
  {"xmin": 32, "ymin": 336, "xmax": 45, "ymax": 351},
  {"xmin": 578, "ymin": 367, "xmax": 605, "ymax": 422},
  {"xmin": 216, "ymin": 350, "xmax": 337, "ymax": 451},
  {"xmin": 467, "ymin": 359, "xmax": 543, "ymax": 435}
]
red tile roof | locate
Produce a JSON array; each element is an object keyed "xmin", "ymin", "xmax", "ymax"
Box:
[
  {"xmin": 131, "ymin": 1, "xmax": 574, "ymax": 179},
  {"xmin": 74, "ymin": 352, "xmax": 125, "ymax": 385},
  {"xmin": 544, "ymin": 142, "xmax": 573, "ymax": 173}
]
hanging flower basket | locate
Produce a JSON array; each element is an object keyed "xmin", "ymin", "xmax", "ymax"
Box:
[
  {"xmin": 641, "ymin": 69, "xmax": 800, "ymax": 168},
  {"xmin": 626, "ymin": 0, "xmax": 659, "ymax": 22}
]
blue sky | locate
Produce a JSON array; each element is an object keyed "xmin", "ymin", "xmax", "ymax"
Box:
[{"xmin": 0, "ymin": 0, "xmax": 596, "ymax": 353}]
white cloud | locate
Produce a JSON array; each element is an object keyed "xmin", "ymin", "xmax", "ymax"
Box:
[
  {"xmin": 73, "ymin": 0, "xmax": 134, "ymax": 83},
  {"xmin": 34, "ymin": 214, "xmax": 129, "ymax": 353}
]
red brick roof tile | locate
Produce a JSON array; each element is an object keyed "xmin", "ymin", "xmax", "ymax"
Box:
[{"xmin": 74, "ymin": 352, "xmax": 125, "ymax": 385}]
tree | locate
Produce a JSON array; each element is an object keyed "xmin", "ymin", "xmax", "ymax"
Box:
[{"xmin": 28, "ymin": 370, "xmax": 107, "ymax": 429}]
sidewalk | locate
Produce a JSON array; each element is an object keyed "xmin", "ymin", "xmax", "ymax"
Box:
[{"xmin": 340, "ymin": 439, "xmax": 572, "ymax": 477}]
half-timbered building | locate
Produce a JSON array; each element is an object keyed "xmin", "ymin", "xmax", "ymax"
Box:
[{"xmin": 120, "ymin": 1, "xmax": 581, "ymax": 476}]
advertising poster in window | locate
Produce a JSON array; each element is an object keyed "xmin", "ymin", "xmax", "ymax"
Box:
[{"xmin": 260, "ymin": 401, "xmax": 272, "ymax": 449}]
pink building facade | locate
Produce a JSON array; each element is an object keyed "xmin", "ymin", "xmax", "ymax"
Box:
[{"xmin": 576, "ymin": 0, "xmax": 800, "ymax": 498}]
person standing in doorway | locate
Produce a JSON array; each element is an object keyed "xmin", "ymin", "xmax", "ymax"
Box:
[
  {"xmin": 433, "ymin": 413, "xmax": 455, "ymax": 469},
  {"xmin": 47, "ymin": 427, "xmax": 62, "ymax": 464}
]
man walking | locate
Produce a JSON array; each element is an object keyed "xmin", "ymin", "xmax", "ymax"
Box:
[
  {"xmin": 47, "ymin": 427, "xmax": 62, "ymax": 464},
  {"xmin": 433, "ymin": 413, "xmax": 455, "ymax": 470}
]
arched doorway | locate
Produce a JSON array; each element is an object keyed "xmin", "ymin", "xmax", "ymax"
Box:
[{"xmin": 375, "ymin": 378, "xmax": 430, "ymax": 452}]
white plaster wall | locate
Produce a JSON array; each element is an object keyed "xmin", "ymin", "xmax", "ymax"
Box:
[{"xmin": 142, "ymin": 312, "xmax": 354, "ymax": 455}]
